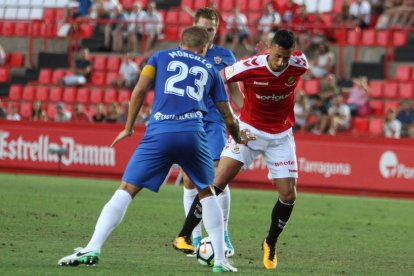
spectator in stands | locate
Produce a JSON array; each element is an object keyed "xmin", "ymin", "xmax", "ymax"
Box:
[
  {"xmin": 293, "ymin": 91, "xmax": 310, "ymax": 132},
  {"xmin": 118, "ymin": 101, "xmax": 129, "ymax": 124},
  {"xmin": 94, "ymin": 0, "xmax": 118, "ymax": 20},
  {"xmin": 104, "ymin": 4, "xmax": 128, "ymax": 52},
  {"xmin": 111, "ymin": 53, "xmax": 140, "ymax": 89},
  {"xmin": 0, "ymin": 44, "xmax": 5, "ymax": 66},
  {"xmin": 6, "ymin": 105, "xmax": 21, "ymax": 121},
  {"xmin": 66, "ymin": 0, "xmax": 93, "ymax": 20},
  {"xmin": 222, "ymin": 6, "xmax": 252, "ymax": 53},
  {"xmin": 349, "ymin": 0, "xmax": 371, "ymax": 29},
  {"xmin": 127, "ymin": 2, "xmax": 147, "ymax": 53},
  {"xmin": 106, "ymin": 102, "xmax": 119, "ymax": 123},
  {"xmin": 253, "ymin": 3, "xmax": 281, "ymax": 45},
  {"xmin": 54, "ymin": 102, "xmax": 71, "ymax": 122},
  {"xmin": 290, "ymin": 4, "xmax": 313, "ymax": 54},
  {"xmin": 92, "ymin": 103, "xmax": 106, "ymax": 122},
  {"xmin": 326, "ymin": 94, "xmax": 351, "ymax": 135},
  {"xmin": 308, "ymin": 43, "xmax": 335, "ymax": 79},
  {"xmin": 344, "ymin": 76, "xmax": 371, "ymax": 116},
  {"xmin": 334, "ymin": 0, "xmax": 352, "ymax": 25},
  {"xmin": 383, "ymin": 108, "xmax": 402, "ymax": 138},
  {"xmin": 0, "ymin": 99, "xmax": 7, "ymax": 119},
  {"xmin": 376, "ymin": 0, "xmax": 414, "ymax": 29},
  {"xmin": 136, "ymin": 102, "xmax": 151, "ymax": 125},
  {"xmin": 61, "ymin": 48, "xmax": 92, "ymax": 86},
  {"xmin": 309, "ymin": 94, "xmax": 329, "ymax": 134},
  {"xmin": 278, "ymin": 0, "xmax": 300, "ymax": 24},
  {"xmin": 71, "ymin": 103, "xmax": 91, "ymax": 123},
  {"xmin": 318, "ymin": 74, "xmax": 340, "ymax": 110},
  {"xmin": 31, "ymin": 101, "xmax": 47, "ymax": 121},
  {"xmin": 397, "ymin": 99, "xmax": 414, "ymax": 137},
  {"xmin": 141, "ymin": 1, "xmax": 163, "ymax": 53}
]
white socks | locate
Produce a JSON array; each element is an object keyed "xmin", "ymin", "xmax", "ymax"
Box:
[
  {"xmin": 200, "ymin": 196, "xmax": 225, "ymax": 262},
  {"xmin": 217, "ymin": 186, "xmax": 231, "ymax": 233},
  {"xmin": 183, "ymin": 187, "xmax": 202, "ymax": 239},
  {"xmin": 84, "ymin": 189, "xmax": 132, "ymax": 252}
]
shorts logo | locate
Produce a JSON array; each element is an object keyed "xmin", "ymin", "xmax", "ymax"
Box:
[
  {"xmin": 289, "ymin": 169, "xmax": 298, "ymax": 173},
  {"xmin": 275, "ymin": 161, "xmax": 295, "ymax": 167},
  {"xmin": 231, "ymin": 144, "xmax": 240, "ymax": 154},
  {"xmin": 284, "ymin": 76, "xmax": 296, "ymax": 87},
  {"xmin": 214, "ymin": 56, "xmax": 222, "ymax": 64}
]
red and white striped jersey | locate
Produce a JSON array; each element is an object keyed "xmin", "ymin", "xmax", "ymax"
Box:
[{"xmin": 224, "ymin": 51, "xmax": 308, "ymax": 134}]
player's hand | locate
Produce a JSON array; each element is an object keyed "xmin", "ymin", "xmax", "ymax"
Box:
[
  {"xmin": 239, "ymin": 129, "xmax": 256, "ymax": 145},
  {"xmin": 255, "ymin": 40, "xmax": 270, "ymax": 54},
  {"xmin": 111, "ymin": 129, "xmax": 134, "ymax": 148}
]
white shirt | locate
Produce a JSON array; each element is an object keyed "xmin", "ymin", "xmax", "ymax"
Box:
[
  {"xmin": 7, "ymin": 113, "xmax": 21, "ymax": 121},
  {"xmin": 119, "ymin": 61, "xmax": 139, "ymax": 82},
  {"xmin": 258, "ymin": 12, "xmax": 281, "ymax": 33},
  {"xmin": 128, "ymin": 10, "xmax": 147, "ymax": 33},
  {"xmin": 226, "ymin": 13, "xmax": 249, "ymax": 33},
  {"xmin": 141, "ymin": 11, "xmax": 163, "ymax": 35},
  {"xmin": 328, "ymin": 104, "xmax": 351, "ymax": 125},
  {"xmin": 384, "ymin": 119, "xmax": 402, "ymax": 138},
  {"xmin": 349, "ymin": 1, "xmax": 371, "ymax": 26}
]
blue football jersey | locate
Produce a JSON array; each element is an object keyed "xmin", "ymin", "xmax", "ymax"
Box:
[
  {"xmin": 145, "ymin": 48, "xmax": 229, "ymax": 134},
  {"xmin": 203, "ymin": 45, "xmax": 236, "ymax": 123}
]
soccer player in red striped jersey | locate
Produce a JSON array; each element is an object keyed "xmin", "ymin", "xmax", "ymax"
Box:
[{"xmin": 174, "ymin": 29, "xmax": 308, "ymax": 270}]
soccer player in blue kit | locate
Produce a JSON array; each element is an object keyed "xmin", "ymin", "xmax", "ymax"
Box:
[
  {"xmin": 57, "ymin": 26, "xmax": 255, "ymax": 273},
  {"xmin": 174, "ymin": 7, "xmax": 244, "ymax": 257}
]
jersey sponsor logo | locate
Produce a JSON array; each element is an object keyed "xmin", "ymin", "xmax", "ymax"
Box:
[
  {"xmin": 153, "ymin": 111, "xmax": 203, "ymax": 121},
  {"xmin": 275, "ymin": 160, "xmax": 295, "ymax": 167},
  {"xmin": 255, "ymin": 91, "xmax": 293, "ymax": 101},
  {"xmin": 379, "ymin": 151, "xmax": 414, "ymax": 179},
  {"xmin": 253, "ymin": 81, "xmax": 269, "ymax": 86},
  {"xmin": 285, "ymin": 76, "xmax": 297, "ymax": 87},
  {"xmin": 214, "ymin": 56, "xmax": 222, "ymax": 64}
]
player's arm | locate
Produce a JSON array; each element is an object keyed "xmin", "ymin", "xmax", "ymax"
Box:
[
  {"xmin": 214, "ymin": 101, "xmax": 255, "ymax": 145},
  {"xmin": 111, "ymin": 65, "xmax": 155, "ymax": 147},
  {"xmin": 227, "ymin": 82, "xmax": 244, "ymax": 111}
]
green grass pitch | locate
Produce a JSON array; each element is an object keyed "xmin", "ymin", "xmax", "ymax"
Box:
[{"xmin": 0, "ymin": 173, "xmax": 413, "ymax": 275}]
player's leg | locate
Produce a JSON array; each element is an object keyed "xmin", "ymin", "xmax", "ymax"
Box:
[
  {"xmin": 262, "ymin": 130, "xmax": 298, "ymax": 270},
  {"xmin": 181, "ymin": 170, "xmax": 202, "ymax": 251},
  {"xmin": 57, "ymin": 182, "xmax": 140, "ymax": 266}
]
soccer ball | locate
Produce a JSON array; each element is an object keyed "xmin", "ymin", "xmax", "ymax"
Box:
[{"xmin": 196, "ymin": 237, "xmax": 214, "ymax": 266}]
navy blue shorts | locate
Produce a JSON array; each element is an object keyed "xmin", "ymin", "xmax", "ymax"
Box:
[
  {"xmin": 204, "ymin": 121, "xmax": 227, "ymax": 161},
  {"xmin": 122, "ymin": 131, "xmax": 214, "ymax": 192}
]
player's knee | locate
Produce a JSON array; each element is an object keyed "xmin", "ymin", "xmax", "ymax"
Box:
[{"xmin": 279, "ymin": 189, "xmax": 297, "ymax": 204}]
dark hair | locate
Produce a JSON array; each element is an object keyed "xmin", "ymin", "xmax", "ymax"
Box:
[
  {"xmin": 181, "ymin": 26, "xmax": 209, "ymax": 50},
  {"xmin": 271, "ymin": 29, "xmax": 295, "ymax": 49},
  {"xmin": 195, "ymin": 7, "xmax": 219, "ymax": 27}
]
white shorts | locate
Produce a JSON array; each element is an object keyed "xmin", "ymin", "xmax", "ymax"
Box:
[{"xmin": 221, "ymin": 121, "xmax": 298, "ymax": 179}]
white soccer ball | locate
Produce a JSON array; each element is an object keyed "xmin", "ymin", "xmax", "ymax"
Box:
[{"xmin": 196, "ymin": 237, "xmax": 214, "ymax": 266}]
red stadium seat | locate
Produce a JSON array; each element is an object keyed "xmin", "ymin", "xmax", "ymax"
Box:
[
  {"xmin": 303, "ymin": 79, "xmax": 320, "ymax": 96},
  {"xmin": 43, "ymin": 8, "xmax": 56, "ymax": 23},
  {"xmin": 221, "ymin": 0, "xmax": 235, "ymax": 11},
  {"xmin": 368, "ymin": 118, "xmax": 384, "ymax": 136},
  {"xmin": 352, "ymin": 117, "xmax": 369, "ymax": 135},
  {"xmin": 90, "ymin": 72, "xmax": 106, "ymax": 86},
  {"xmin": 383, "ymin": 81, "xmax": 398, "ymax": 98},
  {"xmin": 346, "ymin": 29, "xmax": 361, "ymax": 46},
  {"xmin": 41, "ymin": 23, "xmax": 57, "ymax": 38},
  {"xmin": 181, "ymin": 0, "xmax": 193, "ymax": 9},
  {"xmin": 332, "ymin": 0, "xmax": 344, "ymax": 13},
  {"xmin": 76, "ymin": 87, "xmax": 90, "ymax": 103},
  {"xmin": 165, "ymin": 9, "xmax": 180, "ymax": 25},
  {"xmin": 395, "ymin": 65, "xmax": 412, "ymax": 81},
  {"xmin": 78, "ymin": 23, "xmax": 94, "ymax": 38},
  {"xmin": 376, "ymin": 30, "xmax": 390, "ymax": 47},
  {"xmin": 118, "ymin": 89, "xmax": 131, "ymax": 103},
  {"xmin": 121, "ymin": 0, "xmax": 135, "ymax": 10},
  {"xmin": 35, "ymin": 86, "xmax": 49, "ymax": 102},
  {"xmin": 369, "ymin": 99, "xmax": 384, "ymax": 116},
  {"xmin": 193, "ymin": 0, "xmax": 208, "ymax": 10},
  {"xmin": 103, "ymin": 89, "xmax": 118, "ymax": 104},
  {"xmin": 368, "ymin": 80, "xmax": 384, "ymax": 98},
  {"xmin": 0, "ymin": 68, "xmax": 10, "ymax": 83},
  {"xmin": 164, "ymin": 26, "xmax": 179, "ymax": 41},
  {"xmin": 180, "ymin": 10, "xmax": 193, "ymax": 25},
  {"xmin": 392, "ymin": 31, "xmax": 407, "ymax": 47},
  {"xmin": 333, "ymin": 29, "xmax": 347, "ymax": 45},
  {"xmin": 295, "ymin": 79, "xmax": 304, "ymax": 91},
  {"xmin": 2, "ymin": 22, "xmax": 15, "ymax": 36},
  {"xmin": 9, "ymin": 53, "xmax": 24, "ymax": 68},
  {"xmin": 106, "ymin": 72, "xmax": 118, "ymax": 86},
  {"xmin": 29, "ymin": 21, "xmax": 42, "ymax": 37},
  {"xmin": 22, "ymin": 85, "xmax": 36, "ymax": 101},
  {"xmin": 144, "ymin": 90, "xmax": 154, "ymax": 105},
  {"xmin": 92, "ymin": 56, "xmax": 107, "ymax": 71},
  {"xmin": 15, "ymin": 22, "xmax": 29, "ymax": 36},
  {"xmin": 107, "ymin": 56, "xmax": 122, "ymax": 72},
  {"xmin": 361, "ymin": 29, "xmax": 376, "ymax": 46},
  {"xmin": 63, "ymin": 87, "xmax": 77, "ymax": 103},
  {"xmin": 8, "ymin": 85, "xmax": 23, "ymax": 101},
  {"xmin": 89, "ymin": 88, "xmax": 103, "ymax": 104},
  {"xmin": 384, "ymin": 100, "xmax": 399, "ymax": 113},
  {"xmin": 399, "ymin": 82, "xmax": 413, "ymax": 99},
  {"xmin": 55, "ymin": 8, "xmax": 66, "ymax": 22},
  {"xmin": 20, "ymin": 102, "xmax": 33, "ymax": 119},
  {"xmin": 38, "ymin": 69, "xmax": 53, "ymax": 84},
  {"xmin": 49, "ymin": 87, "xmax": 63, "ymax": 102},
  {"xmin": 47, "ymin": 104, "xmax": 56, "ymax": 120},
  {"xmin": 52, "ymin": 69, "xmax": 67, "ymax": 85},
  {"xmin": 248, "ymin": 0, "xmax": 262, "ymax": 12},
  {"xmin": 235, "ymin": 0, "xmax": 248, "ymax": 12}
]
